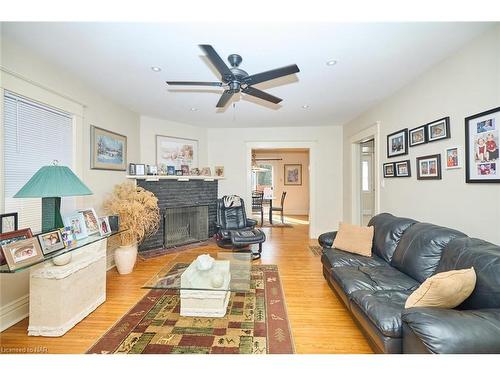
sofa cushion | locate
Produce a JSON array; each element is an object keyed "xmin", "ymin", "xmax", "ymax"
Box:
[
  {"xmin": 405, "ymin": 267, "xmax": 476, "ymax": 309},
  {"xmin": 350, "ymin": 290, "xmax": 412, "ymax": 338},
  {"xmin": 390, "ymin": 223, "xmax": 467, "ymax": 283},
  {"xmin": 322, "ymin": 248, "xmax": 387, "ymax": 268},
  {"xmin": 436, "ymin": 237, "xmax": 500, "ymax": 309},
  {"xmin": 331, "ymin": 265, "xmax": 420, "ymax": 296},
  {"xmin": 333, "ymin": 222, "xmax": 374, "ymax": 257},
  {"xmin": 368, "ymin": 213, "xmax": 417, "ymax": 263}
]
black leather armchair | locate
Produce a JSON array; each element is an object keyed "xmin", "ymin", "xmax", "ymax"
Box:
[{"xmin": 215, "ymin": 196, "xmax": 266, "ymax": 259}]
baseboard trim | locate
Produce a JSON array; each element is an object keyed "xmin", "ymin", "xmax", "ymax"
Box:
[{"xmin": 0, "ymin": 294, "xmax": 29, "ymax": 332}]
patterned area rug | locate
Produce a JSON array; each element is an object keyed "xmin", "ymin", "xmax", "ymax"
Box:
[
  {"xmin": 309, "ymin": 245, "xmax": 323, "ymax": 256},
  {"xmin": 87, "ymin": 264, "xmax": 294, "ymax": 354}
]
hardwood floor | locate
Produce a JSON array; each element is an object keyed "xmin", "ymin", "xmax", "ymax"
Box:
[{"xmin": 0, "ymin": 216, "xmax": 372, "ymax": 354}]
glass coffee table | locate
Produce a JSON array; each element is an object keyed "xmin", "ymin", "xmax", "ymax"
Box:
[{"xmin": 143, "ymin": 252, "xmax": 251, "ymax": 317}]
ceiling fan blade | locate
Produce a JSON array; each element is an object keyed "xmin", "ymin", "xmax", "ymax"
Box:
[
  {"xmin": 216, "ymin": 90, "xmax": 234, "ymax": 108},
  {"xmin": 166, "ymin": 81, "xmax": 223, "ymax": 87},
  {"xmin": 243, "ymin": 64, "xmax": 300, "ymax": 86},
  {"xmin": 199, "ymin": 44, "xmax": 234, "ymax": 82},
  {"xmin": 242, "ymin": 86, "xmax": 282, "ymax": 104}
]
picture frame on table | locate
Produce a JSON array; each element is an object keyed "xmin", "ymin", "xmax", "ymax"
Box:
[
  {"xmin": 78, "ymin": 208, "xmax": 100, "ymax": 235},
  {"xmin": 2, "ymin": 237, "xmax": 44, "ymax": 271},
  {"xmin": 409, "ymin": 125, "xmax": 427, "ymax": 147},
  {"xmin": 60, "ymin": 226, "xmax": 76, "ymax": 247},
  {"xmin": 395, "ymin": 160, "xmax": 411, "ymax": 177},
  {"xmin": 383, "ymin": 163, "xmax": 395, "ymax": 178},
  {"xmin": 98, "ymin": 217, "xmax": 112, "ymax": 236},
  {"xmin": 90, "ymin": 125, "xmax": 127, "ymax": 171},
  {"xmin": 181, "ymin": 164, "xmax": 190, "ymax": 176},
  {"xmin": 427, "ymin": 117, "xmax": 451, "ymax": 143},
  {"xmin": 0, "ymin": 212, "xmax": 18, "ymax": 234},
  {"xmin": 200, "ymin": 167, "xmax": 212, "ymax": 176},
  {"xmin": 445, "ymin": 146, "xmax": 462, "ymax": 170},
  {"xmin": 37, "ymin": 229, "xmax": 65, "ymax": 255},
  {"xmin": 0, "ymin": 228, "xmax": 34, "ymax": 266},
  {"xmin": 416, "ymin": 154, "xmax": 442, "ymax": 180},
  {"xmin": 167, "ymin": 166, "xmax": 175, "ymax": 176},
  {"xmin": 465, "ymin": 107, "xmax": 500, "ymax": 183},
  {"xmin": 284, "ymin": 164, "xmax": 302, "ymax": 185},
  {"xmin": 135, "ymin": 164, "xmax": 146, "ymax": 176},
  {"xmin": 387, "ymin": 129, "xmax": 408, "ymax": 158},
  {"xmin": 156, "ymin": 135, "xmax": 198, "ymax": 170},
  {"xmin": 128, "ymin": 163, "xmax": 136, "ymax": 175},
  {"xmin": 63, "ymin": 212, "xmax": 88, "ymax": 240},
  {"xmin": 214, "ymin": 166, "xmax": 224, "ymax": 177},
  {"xmin": 107, "ymin": 215, "xmax": 120, "ymax": 232}
]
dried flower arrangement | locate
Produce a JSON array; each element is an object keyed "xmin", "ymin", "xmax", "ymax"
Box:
[{"xmin": 103, "ymin": 182, "xmax": 160, "ymax": 246}]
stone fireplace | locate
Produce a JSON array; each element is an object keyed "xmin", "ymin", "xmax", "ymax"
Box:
[{"xmin": 137, "ymin": 179, "xmax": 218, "ymax": 252}]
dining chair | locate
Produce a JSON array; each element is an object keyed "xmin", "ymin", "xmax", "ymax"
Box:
[
  {"xmin": 270, "ymin": 191, "xmax": 287, "ymax": 224},
  {"xmin": 251, "ymin": 190, "xmax": 264, "ymax": 226}
]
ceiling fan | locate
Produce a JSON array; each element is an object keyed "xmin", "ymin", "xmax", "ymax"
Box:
[{"xmin": 166, "ymin": 45, "xmax": 300, "ymax": 108}]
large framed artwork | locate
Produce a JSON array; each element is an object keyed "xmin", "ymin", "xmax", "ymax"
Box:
[
  {"xmin": 465, "ymin": 107, "xmax": 500, "ymax": 183},
  {"xmin": 91, "ymin": 126, "xmax": 127, "ymax": 171},
  {"xmin": 387, "ymin": 129, "xmax": 408, "ymax": 158},
  {"xmin": 284, "ymin": 164, "xmax": 302, "ymax": 185},
  {"xmin": 156, "ymin": 135, "xmax": 198, "ymax": 170}
]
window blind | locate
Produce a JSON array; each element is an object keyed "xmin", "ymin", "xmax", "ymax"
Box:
[{"xmin": 3, "ymin": 92, "xmax": 73, "ymax": 233}]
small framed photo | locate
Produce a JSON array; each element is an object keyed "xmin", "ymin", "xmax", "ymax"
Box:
[
  {"xmin": 417, "ymin": 154, "xmax": 442, "ymax": 180},
  {"xmin": 0, "ymin": 228, "xmax": 34, "ymax": 266},
  {"xmin": 383, "ymin": 163, "xmax": 395, "ymax": 178},
  {"xmin": 409, "ymin": 125, "xmax": 427, "ymax": 147},
  {"xmin": 175, "ymin": 169, "xmax": 183, "ymax": 176},
  {"xmin": 0, "ymin": 212, "xmax": 18, "ymax": 234},
  {"xmin": 167, "ymin": 166, "xmax": 175, "ymax": 175},
  {"xmin": 63, "ymin": 212, "xmax": 88, "ymax": 240},
  {"xmin": 181, "ymin": 164, "xmax": 190, "ymax": 175},
  {"xmin": 387, "ymin": 129, "xmax": 408, "ymax": 158},
  {"xmin": 107, "ymin": 215, "xmax": 120, "ymax": 232},
  {"xmin": 98, "ymin": 217, "xmax": 112, "ymax": 236},
  {"xmin": 284, "ymin": 164, "xmax": 302, "ymax": 185},
  {"xmin": 147, "ymin": 165, "xmax": 158, "ymax": 175},
  {"xmin": 78, "ymin": 208, "xmax": 100, "ymax": 235},
  {"xmin": 2, "ymin": 237, "xmax": 44, "ymax": 271},
  {"xmin": 395, "ymin": 160, "xmax": 411, "ymax": 177},
  {"xmin": 135, "ymin": 164, "xmax": 146, "ymax": 176},
  {"xmin": 38, "ymin": 230, "xmax": 65, "ymax": 255},
  {"xmin": 60, "ymin": 226, "xmax": 76, "ymax": 247},
  {"xmin": 200, "ymin": 167, "xmax": 212, "ymax": 176},
  {"xmin": 128, "ymin": 163, "xmax": 136, "ymax": 175},
  {"xmin": 214, "ymin": 166, "xmax": 224, "ymax": 177},
  {"xmin": 427, "ymin": 117, "xmax": 451, "ymax": 142},
  {"xmin": 465, "ymin": 107, "xmax": 500, "ymax": 183},
  {"xmin": 445, "ymin": 146, "xmax": 462, "ymax": 169},
  {"xmin": 190, "ymin": 167, "xmax": 200, "ymax": 176}
]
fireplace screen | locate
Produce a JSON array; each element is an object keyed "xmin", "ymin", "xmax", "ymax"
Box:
[{"xmin": 164, "ymin": 205, "xmax": 209, "ymax": 248}]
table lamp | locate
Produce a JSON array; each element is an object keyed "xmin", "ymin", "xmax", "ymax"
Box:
[{"xmin": 14, "ymin": 161, "xmax": 93, "ymax": 232}]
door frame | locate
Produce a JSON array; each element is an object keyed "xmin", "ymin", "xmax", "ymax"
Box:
[{"xmin": 350, "ymin": 122, "xmax": 381, "ymax": 225}]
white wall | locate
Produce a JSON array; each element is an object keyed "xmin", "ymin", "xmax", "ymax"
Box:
[
  {"xmin": 139, "ymin": 115, "xmax": 208, "ymax": 166},
  {"xmin": 254, "ymin": 150, "xmax": 310, "ymax": 215},
  {"xmin": 343, "ymin": 26, "xmax": 500, "ymax": 245},
  {"xmin": 0, "ymin": 33, "xmax": 140, "ymax": 330},
  {"xmin": 208, "ymin": 126, "xmax": 343, "ymax": 238}
]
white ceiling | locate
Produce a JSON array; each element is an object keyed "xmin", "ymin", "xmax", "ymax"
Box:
[{"xmin": 1, "ymin": 22, "xmax": 492, "ymax": 128}]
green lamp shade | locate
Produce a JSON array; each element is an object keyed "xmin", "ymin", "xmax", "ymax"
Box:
[
  {"xmin": 14, "ymin": 165, "xmax": 93, "ymax": 232},
  {"xmin": 14, "ymin": 165, "xmax": 92, "ymax": 198}
]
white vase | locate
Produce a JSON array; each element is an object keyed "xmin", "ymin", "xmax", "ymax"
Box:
[{"xmin": 114, "ymin": 243, "xmax": 138, "ymax": 275}]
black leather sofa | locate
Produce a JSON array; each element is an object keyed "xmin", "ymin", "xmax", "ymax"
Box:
[{"xmin": 319, "ymin": 213, "xmax": 500, "ymax": 354}]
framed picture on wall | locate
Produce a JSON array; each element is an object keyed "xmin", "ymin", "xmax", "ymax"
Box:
[
  {"xmin": 427, "ymin": 117, "xmax": 450, "ymax": 142},
  {"xmin": 387, "ymin": 129, "xmax": 408, "ymax": 158},
  {"xmin": 395, "ymin": 160, "xmax": 411, "ymax": 177},
  {"xmin": 383, "ymin": 163, "xmax": 395, "ymax": 178},
  {"xmin": 284, "ymin": 164, "xmax": 302, "ymax": 185},
  {"xmin": 409, "ymin": 125, "xmax": 427, "ymax": 147},
  {"xmin": 416, "ymin": 154, "xmax": 442, "ymax": 180},
  {"xmin": 465, "ymin": 107, "xmax": 500, "ymax": 183},
  {"xmin": 156, "ymin": 135, "xmax": 198, "ymax": 170},
  {"xmin": 445, "ymin": 146, "xmax": 462, "ymax": 170},
  {"xmin": 90, "ymin": 125, "xmax": 127, "ymax": 171}
]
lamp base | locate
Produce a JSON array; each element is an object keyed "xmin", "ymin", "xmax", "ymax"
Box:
[{"xmin": 42, "ymin": 197, "xmax": 63, "ymax": 232}]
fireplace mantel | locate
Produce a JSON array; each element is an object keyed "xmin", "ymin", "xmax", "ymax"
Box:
[{"xmin": 127, "ymin": 175, "xmax": 225, "ymax": 182}]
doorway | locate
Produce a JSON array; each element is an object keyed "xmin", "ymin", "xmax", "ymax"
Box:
[{"xmin": 360, "ymin": 140, "xmax": 375, "ymax": 225}]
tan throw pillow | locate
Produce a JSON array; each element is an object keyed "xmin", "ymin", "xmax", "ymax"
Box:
[
  {"xmin": 405, "ymin": 267, "xmax": 476, "ymax": 309},
  {"xmin": 332, "ymin": 222, "xmax": 374, "ymax": 257}
]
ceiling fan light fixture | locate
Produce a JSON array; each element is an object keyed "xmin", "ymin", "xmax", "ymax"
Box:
[
  {"xmin": 326, "ymin": 60, "xmax": 338, "ymax": 66},
  {"xmin": 151, "ymin": 66, "xmax": 162, "ymax": 72}
]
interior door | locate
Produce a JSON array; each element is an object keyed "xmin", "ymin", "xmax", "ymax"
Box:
[{"xmin": 360, "ymin": 140, "xmax": 375, "ymax": 226}]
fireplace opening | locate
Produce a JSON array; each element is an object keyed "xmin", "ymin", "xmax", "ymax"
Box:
[{"xmin": 164, "ymin": 205, "xmax": 209, "ymax": 248}]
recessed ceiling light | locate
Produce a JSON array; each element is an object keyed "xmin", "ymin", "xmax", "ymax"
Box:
[
  {"xmin": 302, "ymin": 105, "xmax": 310, "ymax": 110},
  {"xmin": 326, "ymin": 60, "xmax": 338, "ymax": 66},
  {"xmin": 151, "ymin": 66, "xmax": 162, "ymax": 72},
  {"xmin": 190, "ymin": 107, "xmax": 199, "ymax": 112}
]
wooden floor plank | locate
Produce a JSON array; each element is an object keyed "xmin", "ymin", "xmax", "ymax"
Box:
[{"xmin": 0, "ymin": 216, "xmax": 372, "ymax": 354}]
